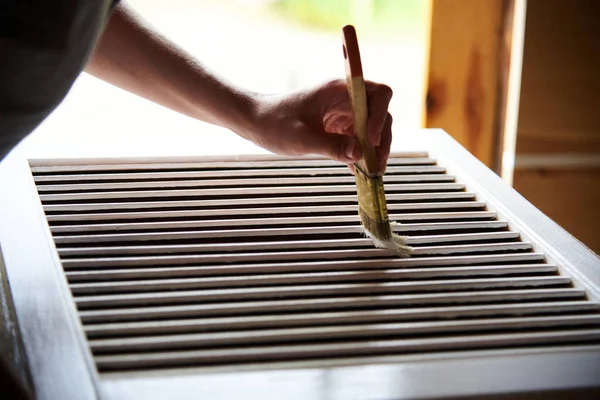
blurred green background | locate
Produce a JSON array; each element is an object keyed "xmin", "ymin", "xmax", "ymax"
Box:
[{"xmin": 270, "ymin": 0, "xmax": 426, "ymax": 39}]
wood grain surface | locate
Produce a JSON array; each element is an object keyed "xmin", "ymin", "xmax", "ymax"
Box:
[{"xmin": 426, "ymin": 0, "xmax": 512, "ymax": 170}]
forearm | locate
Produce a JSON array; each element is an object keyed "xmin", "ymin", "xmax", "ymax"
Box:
[
  {"xmin": 84, "ymin": 3, "xmax": 392, "ymax": 166},
  {"xmin": 86, "ymin": 3, "xmax": 257, "ymax": 135}
]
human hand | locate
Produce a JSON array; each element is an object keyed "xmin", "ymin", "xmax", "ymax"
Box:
[{"xmin": 245, "ymin": 79, "xmax": 393, "ymax": 172}]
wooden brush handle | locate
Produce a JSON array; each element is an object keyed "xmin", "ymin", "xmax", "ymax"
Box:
[{"xmin": 342, "ymin": 25, "xmax": 380, "ymax": 176}]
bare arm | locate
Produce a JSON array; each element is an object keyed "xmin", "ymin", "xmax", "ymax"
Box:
[
  {"xmin": 86, "ymin": 3, "xmax": 255, "ymax": 135},
  {"xmin": 86, "ymin": 3, "xmax": 394, "ymax": 168}
]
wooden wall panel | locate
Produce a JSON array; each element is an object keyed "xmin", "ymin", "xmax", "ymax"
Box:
[
  {"xmin": 425, "ymin": 0, "xmax": 511, "ymax": 170},
  {"xmin": 515, "ymin": 0, "xmax": 600, "ymax": 154},
  {"xmin": 513, "ymin": 169, "xmax": 600, "ymax": 254},
  {"xmin": 514, "ymin": 0, "xmax": 600, "ymax": 254}
]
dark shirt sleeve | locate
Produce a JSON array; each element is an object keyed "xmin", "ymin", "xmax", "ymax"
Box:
[
  {"xmin": 0, "ymin": 0, "xmax": 117, "ymax": 397},
  {"xmin": 0, "ymin": 0, "xmax": 118, "ymax": 161}
]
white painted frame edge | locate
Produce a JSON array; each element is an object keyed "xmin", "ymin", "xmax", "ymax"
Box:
[
  {"xmin": 422, "ymin": 130, "xmax": 600, "ymax": 301},
  {"xmin": 98, "ymin": 346, "xmax": 600, "ymax": 400},
  {"xmin": 0, "ymin": 151, "xmax": 99, "ymax": 400}
]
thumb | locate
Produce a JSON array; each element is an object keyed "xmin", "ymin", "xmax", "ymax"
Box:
[{"xmin": 303, "ymin": 130, "xmax": 362, "ymax": 164}]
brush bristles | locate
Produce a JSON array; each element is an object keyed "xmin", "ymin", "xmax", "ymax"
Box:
[
  {"xmin": 353, "ymin": 165, "xmax": 412, "ymax": 257},
  {"xmin": 359, "ymin": 209, "xmax": 412, "ymax": 257}
]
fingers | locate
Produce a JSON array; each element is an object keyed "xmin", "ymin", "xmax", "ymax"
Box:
[
  {"xmin": 347, "ymin": 163, "xmax": 356, "ymax": 175},
  {"xmin": 365, "ymin": 82, "xmax": 393, "ymax": 148},
  {"xmin": 323, "ymin": 112, "xmax": 354, "ymax": 136},
  {"xmin": 298, "ymin": 125, "xmax": 363, "ymax": 164},
  {"xmin": 376, "ymin": 113, "xmax": 393, "ymax": 173},
  {"xmin": 281, "ymin": 79, "xmax": 392, "ymax": 170}
]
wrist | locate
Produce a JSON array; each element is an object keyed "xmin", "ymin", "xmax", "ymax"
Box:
[
  {"xmin": 218, "ymin": 90, "xmax": 262, "ymax": 139},
  {"xmin": 226, "ymin": 92, "xmax": 281, "ymax": 145},
  {"xmin": 182, "ymin": 71, "xmax": 263, "ymax": 140}
]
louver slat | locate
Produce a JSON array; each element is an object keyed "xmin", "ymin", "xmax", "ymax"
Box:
[
  {"xmin": 88, "ymin": 315, "xmax": 600, "ymax": 351},
  {"xmin": 36, "ymin": 174, "xmax": 457, "ymax": 192},
  {"xmin": 33, "ymin": 165, "xmax": 446, "ymax": 182},
  {"xmin": 46, "ymin": 201, "xmax": 488, "ymax": 222},
  {"xmin": 77, "ymin": 288, "xmax": 588, "ymax": 323},
  {"xmin": 31, "ymin": 153, "xmax": 600, "ymax": 374},
  {"xmin": 58, "ymin": 232, "xmax": 521, "ymax": 257},
  {"xmin": 29, "ymin": 154, "xmax": 433, "ymax": 173},
  {"xmin": 58, "ymin": 242, "xmax": 534, "ymax": 269},
  {"xmin": 94, "ymin": 330, "xmax": 600, "ymax": 371},
  {"xmin": 52, "ymin": 221, "xmax": 513, "ymax": 244},
  {"xmin": 39, "ymin": 183, "xmax": 467, "ymax": 202},
  {"xmin": 74, "ymin": 276, "xmax": 572, "ymax": 307},
  {"xmin": 50, "ymin": 212, "xmax": 498, "ymax": 234},
  {"xmin": 69, "ymin": 263, "xmax": 553, "ymax": 294},
  {"xmin": 80, "ymin": 301, "xmax": 599, "ymax": 334},
  {"xmin": 66, "ymin": 263, "xmax": 553, "ymax": 283},
  {"xmin": 42, "ymin": 192, "xmax": 479, "ymax": 212}
]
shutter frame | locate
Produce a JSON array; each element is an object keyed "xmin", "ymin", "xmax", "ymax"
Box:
[{"xmin": 1, "ymin": 129, "xmax": 599, "ymax": 399}]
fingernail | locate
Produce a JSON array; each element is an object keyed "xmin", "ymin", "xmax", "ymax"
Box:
[
  {"xmin": 371, "ymin": 130, "xmax": 382, "ymax": 147},
  {"xmin": 345, "ymin": 141, "xmax": 357, "ymax": 160}
]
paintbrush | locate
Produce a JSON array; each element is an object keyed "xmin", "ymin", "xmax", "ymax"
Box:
[{"xmin": 342, "ymin": 25, "xmax": 411, "ymax": 257}]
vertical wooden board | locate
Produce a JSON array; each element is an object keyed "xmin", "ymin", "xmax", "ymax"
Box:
[
  {"xmin": 425, "ymin": 0, "xmax": 509, "ymax": 169},
  {"xmin": 515, "ymin": 0, "xmax": 600, "ymax": 154},
  {"xmin": 513, "ymin": 168, "xmax": 600, "ymax": 254},
  {"xmin": 513, "ymin": 0, "xmax": 600, "ymax": 254}
]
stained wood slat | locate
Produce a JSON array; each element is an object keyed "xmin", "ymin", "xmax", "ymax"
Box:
[
  {"xmin": 74, "ymin": 276, "xmax": 571, "ymax": 308},
  {"xmin": 33, "ymin": 165, "xmax": 446, "ymax": 182},
  {"xmin": 36, "ymin": 174, "xmax": 456, "ymax": 192},
  {"xmin": 29, "ymin": 155, "xmax": 434, "ymax": 173},
  {"xmin": 65, "ymin": 261, "xmax": 545, "ymax": 282},
  {"xmin": 42, "ymin": 192, "xmax": 478, "ymax": 212},
  {"xmin": 59, "ymin": 238, "xmax": 376, "ymax": 256},
  {"xmin": 50, "ymin": 212, "xmax": 498, "ymax": 234},
  {"xmin": 77, "ymin": 288, "xmax": 587, "ymax": 323},
  {"xmin": 407, "ymin": 231, "xmax": 520, "ymax": 244},
  {"xmin": 61, "ymin": 248, "xmax": 390, "ymax": 268},
  {"xmin": 64, "ymin": 254, "xmax": 547, "ymax": 275},
  {"xmin": 93, "ymin": 329, "xmax": 600, "ymax": 371},
  {"xmin": 46, "ymin": 202, "xmax": 487, "ymax": 222},
  {"xmin": 69, "ymin": 263, "xmax": 553, "ymax": 294},
  {"xmin": 39, "ymin": 183, "xmax": 466, "ymax": 202},
  {"xmin": 63, "ymin": 254, "xmax": 547, "ymax": 280},
  {"xmin": 411, "ymin": 242, "xmax": 531, "ymax": 255},
  {"xmin": 88, "ymin": 315, "xmax": 600, "ymax": 351},
  {"xmin": 52, "ymin": 221, "xmax": 511, "ymax": 244},
  {"xmin": 83, "ymin": 302, "xmax": 597, "ymax": 336},
  {"xmin": 60, "ymin": 243, "xmax": 533, "ymax": 268},
  {"xmin": 58, "ymin": 232, "xmax": 521, "ymax": 257}
]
